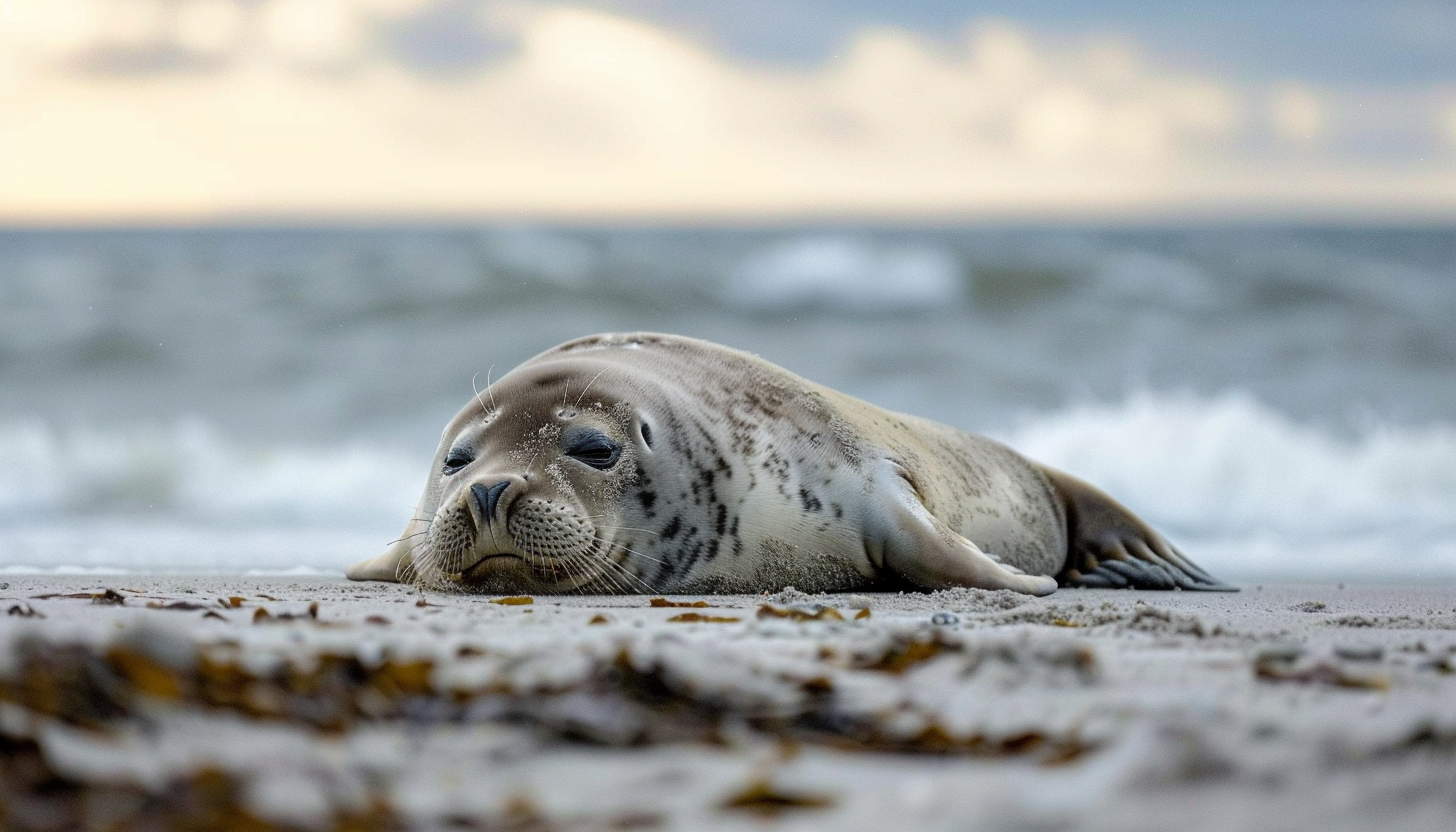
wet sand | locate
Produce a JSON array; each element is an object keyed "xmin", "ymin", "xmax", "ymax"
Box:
[{"xmin": 3, "ymin": 576, "xmax": 1455, "ymax": 831}]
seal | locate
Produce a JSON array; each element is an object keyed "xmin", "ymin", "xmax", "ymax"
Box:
[{"xmin": 347, "ymin": 332, "xmax": 1231, "ymax": 595}]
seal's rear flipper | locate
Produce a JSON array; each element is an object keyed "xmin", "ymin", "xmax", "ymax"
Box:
[{"xmin": 1040, "ymin": 466, "xmax": 1236, "ymax": 591}]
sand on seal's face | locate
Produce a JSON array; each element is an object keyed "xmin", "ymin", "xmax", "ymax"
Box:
[{"xmin": 2, "ymin": 575, "xmax": 1455, "ymax": 832}]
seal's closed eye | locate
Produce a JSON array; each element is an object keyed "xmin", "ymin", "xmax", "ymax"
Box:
[
  {"xmin": 564, "ymin": 430, "xmax": 621, "ymax": 470},
  {"xmin": 443, "ymin": 448, "xmax": 474, "ymax": 475}
]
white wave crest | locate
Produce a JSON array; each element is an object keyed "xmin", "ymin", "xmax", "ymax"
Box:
[
  {"xmin": 1003, "ymin": 391, "xmax": 1456, "ymax": 538},
  {"xmin": 721, "ymin": 236, "xmax": 963, "ymax": 311},
  {"xmin": 0, "ymin": 418, "xmax": 422, "ymax": 525}
]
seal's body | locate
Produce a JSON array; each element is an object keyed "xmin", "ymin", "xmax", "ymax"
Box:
[{"xmin": 348, "ymin": 333, "xmax": 1230, "ymax": 595}]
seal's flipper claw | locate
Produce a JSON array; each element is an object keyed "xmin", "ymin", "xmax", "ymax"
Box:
[{"xmin": 1041, "ymin": 466, "xmax": 1236, "ymax": 592}]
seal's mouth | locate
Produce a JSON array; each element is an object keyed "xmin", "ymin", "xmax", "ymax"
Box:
[
  {"xmin": 419, "ymin": 493, "xmax": 627, "ymax": 592},
  {"xmin": 451, "ymin": 547, "xmax": 614, "ymax": 593},
  {"xmin": 458, "ymin": 552, "xmax": 522, "ymax": 573}
]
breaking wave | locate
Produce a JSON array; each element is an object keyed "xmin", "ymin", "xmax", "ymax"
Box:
[
  {"xmin": 0, "ymin": 418, "xmax": 421, "ymax": 525},
  {"xmin": 1003, "ymin": 390, "xmax": 1456, "ymax": 539}
]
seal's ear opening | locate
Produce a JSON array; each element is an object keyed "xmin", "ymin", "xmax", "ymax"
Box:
[{"xmin": 638, "ymin": 419, "xmax": 655, "ymax": 450}]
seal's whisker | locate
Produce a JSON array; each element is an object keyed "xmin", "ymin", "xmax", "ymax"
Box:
[
  {"xmin": 559, "ymin": 547, "xmax": 605, "ymax": 593},
  {"xmin": 594, "ymin": 525, "xmax": 660, "ymax": 537},
  {"xmin": 608, "ymin": 556, "xmax": 657, "ymax": 595},
  {"xmin": 586, "ymin": 547, "xmax": 629, "ymax": 594},
  {"xmin": 573, "ymin": 367, "xmax": 610, "ymax": 409},
  {"xmin": 471, "ymin": 371, "xmax": 490, "ymax": 416},
  {"xmin": 486, "ymin": 364, "xmax": 497, "ymax": 411},
  {"xmin": 557, "ymin": 549, "xmax": 586, "ymax": 590},
  {"xmin": 564, "ymin": 550, "xmax": 605, "ymax": 594},
  {"xmin": 572, "ymin": 551, "xmax": 615, "ymax": 595},
  {"xmin": 588, "ymin": 524, "xmax": 661, "ymax": 538},
  {"xmin": 396, "ymin": 556, "xmax": 418, "ymax": 584},
  {"xmin": 385, "ymin": 529, "xmax": 431, "ymax": 547},
  {"xmin": 583, "ymin": 542, "xmax": 635, "ymax": 594},
  {"xmin": 591, "ymin": 537, "xmax": 659, "ymax": 593},
  {"xmin": 516, "ymin": 530, "xmax": 575, "ymax": 588},
  {"xmin": 592, "ymin": 535, "xmax": 666, "ymax": 566},
  {"xmin": 580, "ymin": 516, "xmax": 661, "ymax": 536}
]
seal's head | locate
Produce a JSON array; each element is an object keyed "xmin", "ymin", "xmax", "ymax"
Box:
[{"xmin": 365, "ymin": 358, "xmax": 656, "ymax": 593}]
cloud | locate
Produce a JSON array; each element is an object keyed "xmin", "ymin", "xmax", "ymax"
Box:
[
  {"xmin": 1268, "ymin": 82, "xmax": 1324, "ymax": 145},
  {"xmin": 0, "ymin": 1, "xmax": 1453, "ymax": 221}
]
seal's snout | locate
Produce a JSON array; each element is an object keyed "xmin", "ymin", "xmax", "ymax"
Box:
[{"xmin": 470, "ymin": 480, "xmax": 512, "ymax": 526}]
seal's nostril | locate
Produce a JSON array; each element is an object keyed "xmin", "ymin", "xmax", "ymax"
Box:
[{"xmin": 471, "ymin": 481, "xmax": 511, "ymax": 524}]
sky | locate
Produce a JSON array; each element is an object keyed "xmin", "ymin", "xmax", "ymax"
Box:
[{"xmin": 2, "ymin": 0, "xmax": 1455, "ymax": 223}]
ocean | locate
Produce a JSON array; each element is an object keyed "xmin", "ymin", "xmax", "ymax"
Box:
[{"xmin": 1, "ymin": 225, "xmax": 1453, "ymax": 582}]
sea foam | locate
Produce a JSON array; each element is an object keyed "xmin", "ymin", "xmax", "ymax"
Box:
[
  {"xmin": 1002, "ymin": 391, "xmax": 1456, "ymax": 538},
  {"xmin": 0, "ymin": 418, "xmax": 421, "ymax": 524}
]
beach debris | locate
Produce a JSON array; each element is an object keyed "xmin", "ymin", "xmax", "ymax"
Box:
[
  {"xmin": 757, "ymin": 604, "xmax": 844, "ymax": 622},
  {"xmin": 930, "ymin": 612, "xmax": 960, "ymax": 626},
  {"xmin": 1254, "ymin": 649, "xmax": 1390, "ymax": 690},
  {"xmin": 31, "ymin": 590, "xmax": 126, "ymax": 602},
  {"xmin": 202, "ymin": 611, "xmax": 227, "ymax": 621},
  {"xmin": 1291, "ymin": 600, "xmax": 1328, "ymax": 612},
  {"xmin": 649, "ymin": 597, "xmax": 709, "ymax": 608},
  {"xmin": 366, "ymin": 616, "xmax": 391, "ymax": 626},
  {"xmin": 219, "ymin": 596, "xmax": 246, "ymax": 609},
  {"xmin": 146, "ymin": 601, "xmax": 209, "ymax": 611},
  {"xmin": 491, "ymin": 596, "xmax": 534, "ymax": 606},
  {"xmin": 588, "ymin": 614, "xmax": 612, "ymax": 625},
  {"xmin": 1333, "ymin": 643, "xmax": 1384, "ymax": 661},
  {"xmin": 0, "ymin": 725, "xmax": 398, "ymax": 832},
  {"xmin": 90, "ymin": 589, "xmax": 127, "ymax": 606},
  {"xmin": 7, "ymin": 604, "xmax": 42, "ymax": 618},
  {"xmin": 719, "ymin": 777, "xmax": 835, "ymax": 816},
  {"xmin": 860, "ymin": 633, "xmax": 956, "ymax": 674},
  {"xmin": 666, "ymin": 612, "xmax": 740, "ymax": 624},
  {"xmin": 252, "ymin": 605, "xmax": 324, "ymax": 624},
  {"xmin": 1256, "ymin": 644, "xmax": 1304, "ymax": 663},
  {"xmin": 1324, "ymin": 612, "xmax": 1456, "ymax": 629},
  {"xmin": 107, "ymin": 648, "xmax": 184, "ymax": 701},
  {"xmin": 1, "ymin": 628, "xmax": 1097, "ymax": 759},
  {"xmin": 1421, "ymin": 652, "xmax": 1455, "ymax": 674},
  {"xmin": 855, "ymin": 608, "xmax": 871, "ymax": 620},
  {"xmin": 993, "ymin": 602, "xmax": 1216, "ymax": 636}
]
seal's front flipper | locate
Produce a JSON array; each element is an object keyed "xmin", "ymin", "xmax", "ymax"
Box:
[
  {"xmin": 1040, "ymin": 466, "xmax": 1235, "ymax": 591},
  {"xmin": 877, "ymin": 479, "xmax": 1058, "ymax": 596},
  {"xmin": 346, "ymin": 531, "xmax": 415, "ymax": 583}
]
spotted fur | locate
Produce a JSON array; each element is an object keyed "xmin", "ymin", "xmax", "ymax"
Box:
[{"xmin": 347, "ymin": 333, "xmax": 1231, "ymax": 595}]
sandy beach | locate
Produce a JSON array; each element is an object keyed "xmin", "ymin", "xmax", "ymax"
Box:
[{"xmin": 3, "ymin": 576, "xmax": 1454, "ymax": 831}]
